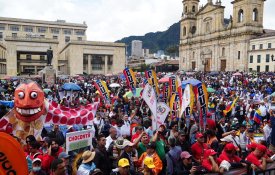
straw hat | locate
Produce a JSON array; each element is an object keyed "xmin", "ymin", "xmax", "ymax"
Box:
[{"xmin": 82, "ymin": 151, "xmax": 95, "ymax": 163}]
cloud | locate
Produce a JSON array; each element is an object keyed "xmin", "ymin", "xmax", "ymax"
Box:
[{"xmin": 0, "ymin": 0, "xmax": 274, "ymax": 42}]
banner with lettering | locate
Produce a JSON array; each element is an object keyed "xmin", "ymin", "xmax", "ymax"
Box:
[
  {"xmin": 169, "ymin": 76, "xmax": 178, "ymax": 97},
  {"xmin": 66, "ymin": 129, "xmax": 93, "ymax": 153},
  {"xmin": 94, "ymin": 80, "xmax": 110, "ymax": 104},
  {"xmin": 162, "ymin": 82, "xmax": 170, "ymax": 104},
  {"xmin": 142, "ymin": 84, "xmax": 157, "ymax": 130},
  {"xmin": 123, "ymin": 68, "xmax": 137, "ymax": 96},
  {"xmin": 145, "ymin": 70, "xmax": 160, "ymax": 96},
  {"xmin": 196, "ymin": 83, "xmax": 208, "ymax": 131}
]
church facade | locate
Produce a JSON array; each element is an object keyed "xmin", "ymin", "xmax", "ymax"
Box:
[{"xmin": 179, "ymin": 0, "xmax": 266, "ymax": 72}]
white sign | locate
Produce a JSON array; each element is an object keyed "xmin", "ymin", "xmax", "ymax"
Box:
[
  {"xmin": 142, "ymin": 84, "xmax": 157, "ymax": 130},
  {"xmin": 156, "ymin": 102, "xmax": 170, "ymax": 129},
  {"xmin": 66, "ymin": 129, "xmax": 93, "ymax": 153}
]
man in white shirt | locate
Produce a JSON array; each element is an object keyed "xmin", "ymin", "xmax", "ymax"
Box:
[
  {"xmin": 221, "ymin": 129, "xmax": 240, "ymax": 149},
  {"xmin": 105, "ymin": 127, "xmax": 118, "ymax": 150},
  {"xmin": 263, "ymin": 121, "xmax": 272, "ymax": 142}
]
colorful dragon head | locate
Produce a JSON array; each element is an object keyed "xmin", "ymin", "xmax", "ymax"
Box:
[{"xmin": 14, "ymin": 82, "xmax": 46, "ymax": 122}]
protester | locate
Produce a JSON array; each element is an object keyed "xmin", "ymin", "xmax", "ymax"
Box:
[
  {"xmin": 29, "ymin": 158, "xmax": 47, "ymax": 175},
  {"xmin": 77, "ymin": 151, "xmax": 96, "ymax": 175},
  {"xmin": 50, "ymin": 158, "xmax": 66, "ymax": 175},
  {"xmin": 191, "ymin": 132, "xmax": 208, "ymax": 163}
]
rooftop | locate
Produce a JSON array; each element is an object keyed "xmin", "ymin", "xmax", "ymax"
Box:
[
  {"xmin": 252, "ymin": 29, "xmax": 275, "ymax": 39},
  {"xmin": 0, "ymin": 16, "xmax": 87, "ymax": 28}
]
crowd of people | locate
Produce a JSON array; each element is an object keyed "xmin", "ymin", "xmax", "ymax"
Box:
[{"xmin": 0, "ymin": 71, "xmax": 274, "ymax": 175}]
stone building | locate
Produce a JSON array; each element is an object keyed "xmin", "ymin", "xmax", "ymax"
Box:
[
  {"xmin": 179, "ymin": 0, "xmax": 266, "ymax": 72},
  {"xmin": 0, "ymin": 17, "xmax": 126, "ymax": 76}
]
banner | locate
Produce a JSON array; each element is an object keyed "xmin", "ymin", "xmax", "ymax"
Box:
[
  {"xmin": 145, "ymin": 70, "xmax": 159, "ymax": 96},
  {"xmin": 0, "ymin": 132, "xmax": 28, "ymax": 175},
  {"xmin": 177, "ymin": 76, "xmax": 183, "ymax": 108},
  {"xmin": 169, "ymin": 93, "xmax": 180, "ymax": 119},
  {"xmin": 66, "ymin": 129, "xmax": 93, "ymax": 154},
  {"xmin": 142, "ymin": 84, "xmax": 157, "ymax": 130},
  {"xmin": 156, "ymin": 102, "xmax": 170, "ymax": 128},
  {"xmin": 94, "ymin": 80, "xmax": 110, "ymax": 104},
  {"xmin": 180, "ymin": 84, "xmax": 193, "ymax": 117},
  {"xmin": 123, "ymin": 68, "xmax": 137, "ymax": 96},
  {"xmin": 169, "ymin": 76, "xmax": 178, "ymax": 97},
  {"xmin": 162, "ymin": 82, "xmax": 170, "ymax": 104},
  {"xmin": 196, "ymin": 83, "xmax": 208, "ymax": 130}
]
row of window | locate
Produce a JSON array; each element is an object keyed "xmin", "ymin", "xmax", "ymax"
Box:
[
  {"xmin": 252, "ymin": 43, "xmax": 272, "ymax": 50},
  {"xmin": 238, "ymin": 8, "xmax": 258, "ymax": 23},
  {"xmin": 249, "ymin": 65, "xmax": 270, "ymax": 72},
  {"xmin": 249, "ymin": 54, "xmax": 273, "ymax": 63},
  {"xmin": 0, "ymin": 24, "xmax": 85, "ymax": 35}
]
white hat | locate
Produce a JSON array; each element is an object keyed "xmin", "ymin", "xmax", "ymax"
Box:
[{"xmin": 32, "ymin": 158, "xmax": 41, "ymax": 164}]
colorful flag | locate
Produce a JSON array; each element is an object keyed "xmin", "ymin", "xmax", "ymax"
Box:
[
  {"xmin": 156, "ymin": 102, "xmax": 170, "ymax": 129},
  {"xmin": 223, "ymin": 96, "xmax": 239, "ymax": 116},
  {"xmin": 180, "ymin": 84, "xmax": 194, "ymax": 117},
  {"xmin": 253, "ymin": 109, "xmax": 262, "ymax": 124},
  {"xmin": 145, "ymin": 70, "xmax": 159, "ymax": 96},
  {"xmin": 123, "ymin": 68, "xmax": 137, "ymax": 96},
  {"xmin": 94, "ymin": 80, "xmax": 110, "ymax": 104}
]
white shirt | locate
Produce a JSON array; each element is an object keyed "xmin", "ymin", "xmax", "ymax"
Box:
[
  {"xmin": 263, "ymin": 124, "xmax": 272, "ymax": 141},
  {"xmin": 223, "ymin": 135, "xmax": 240, "ymax": 147},
  {"xmin": 105, "ymin": 135, "xmax": 115, "ymax": 150}
]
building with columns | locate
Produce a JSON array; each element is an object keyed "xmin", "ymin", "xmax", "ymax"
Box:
[
  {"xmin": 179, "ymin": 0, "xmax": 270, "ymax": 72},
  {"xmin": 0, "ymin": 17, "xmax": 126, "ymax": 76}
]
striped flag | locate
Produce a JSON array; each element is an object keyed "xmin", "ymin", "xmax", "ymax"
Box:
[
  {"xmin": 253, "ymin": 109, "xmax": 262, "ymax": 124},
  {"xmin": 223, "ymin": 97, "xmax": 239, "ymax": 116}
]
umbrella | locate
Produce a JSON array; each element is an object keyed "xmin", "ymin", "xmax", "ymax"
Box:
[
  {"xmin": 123, "ymin": 88, "xmax": 143, "ymax": 98},
  {"xmin": 181, "ymin": 79, "xmax": 202, "ymax": 88},
  {"xmin": 207, "ymin": 87, "xmax": 216, "ymax": 93},
  {"xmin": 62, "ymin": 83, "xmax": 82, "ymax": 91},
  {"xmin": 159, "ymin": 77, "xmax": 170, "ymax": 83},
  {"xmin": 43, "ymin": 88, "xmax": 52, "ymax": 94},
  {"xmin": 109, "ymin": 83, "xmax": 121, "ymax": 88},
  {"xmin": 233, "ymin": 72, "xmax": 242, "ymax": 76}
]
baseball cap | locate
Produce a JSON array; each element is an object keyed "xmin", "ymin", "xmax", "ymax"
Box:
[
  {"xmin": 224, "ymin": 143, "xmax": 237, "ymax": 151},
  {"xmin": 257, "ymin": 144, "xmax": 267, "ymax": 153},
  {"xmin": 205, "ymin": 149, "xmax": 217, "ymax": 158},
  {"xmin": 180, "ymin": 151, "xmax": 192, "ymax": 159},
  {"xmin": 143, "ymin": 157, "xmax": 155, "ymax": 169},
  {"xmin": 32, "ymin": 158, "xmax": 41, "ymax": 164},
  {"xmin": 118, "ymin": 158, "xmax": 130, "ymax": 167},
  {"xmin": 220, "ymin": 136, "xmax": 232, "ymax": 143},
  {"xmin": 58, "ymin": 152, "xmax": 70, "ymax": 159},
  {"xmin": 196, "ymin": 132, "xmax": 204, "ymax": 139}
]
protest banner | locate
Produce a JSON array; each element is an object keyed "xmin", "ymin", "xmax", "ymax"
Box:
[
  {"xmin": 142, "ymin": 84, "xmax": 157, "ymax": 130},
  {"xmin": 66, "ymin": 129, "xmax": 93, "ymax": 154}
]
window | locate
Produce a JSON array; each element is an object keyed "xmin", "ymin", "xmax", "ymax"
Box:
[
  {"xmin": 0, "ymin": 32, "xmax": 2, "ymax": 40},
  {"xmin": 253, "ymin": 8, "xmax": 258, "ymax": 21},
  {"xmin": 0, "ymin": 24, "xmax": 5, "ymax": 30},
  {"xmin": 268, "ymin": 43, "xmax": 272, "ymax": 49},
  {"xmin": 40, "ymin": 35, "xmax": 45, "ymax": 38},
  {"xmin": 65, "ymin": 36, "xmax": 70, "ymax": 42},
  {"xmin": 238, "ymin": 51, "xmax": 241, "ymax": 60},
  {"xmin": 266, "ymin": 54, "xmax": 270, "ymax": 62},
  {"xmin": 24, "ymin": 26, "xmax": 33, "ymax": 32},
  {"xmin": 206, "ymin": 22, "xmax": 211, "ymax": 33},
  {"xmin": 238, "ymin": 9, "xmax": 244, "ymax": 22},
  {"xmin": 40, "ymin": 55, "xmax": 45, "ymax": 60},
  {"xmin": 252, "ymin": 45, "xmax": 255, "ymax": 50},
  {"xmin": 257, "ymin": 66, "xmax": 260, "ymax": 72},
  {"xmin": 259, "ymin": 44, "xmax": 263, "ymax": 49},
  {"xmin": 63, "ymin": 29, "xmax": 72, "ymax": 35},
  {"xmin": 192, "ymin": 6, "xmax": 196, "ymax": 13},
  {"xmin": 37, "ymin": 27, "xmax": 47, "ymax": 33},
  {"xmin": 185, "ymin": 6, "xmax": 187, "ymax": 13},
  {"xmin": 77, "ymin": 37, "xmax": 82, "ymax": 41},
  {"xmin": 222, "ymin": 47, "xmax": 225, "ymax": 57},
  {"xmin": 249, "ymin": 68, "xmax": 253, "ymax": 72},
  {"xmin": 183, "ymin": 27, "xmax": 186, "ymax": 36},
  {"xmin": 12, "ymin": 33, "xmax": 17, "ymax": 38},
  {"xmin": 257, "ymin": 55, "xmax": 261, "ymax": 63},
  {"xmin": 53, "ymin": 35, "xmax": 58, "ymax": 39},
  {"xmin": 92, "ymin": 56, "xmax": 103, "ymax": 70},
  {"xmin": 193, "ymin": 51, "xmax": 195, "ymax": 59},
  {"xmin": 250, "ymin": 55, "xmax": 253, "ymax": 63},
  {"xmin": 26, "ymin": 55, "xmax": 31, "ymax": 60},
  {"xmin": 10, "ymin": 25, "xmax": 20, "ymax": 31},
  {"xmin": 191, "ymin": 26, "xmax": 196, "ymax": 34},
  {"xmin": 75, "ymin": 30, "xmax": 85, "ymax": 35},
  {"xmin": 51, "ymin": 28, "xmax": 60, "ymax": 34},
  {"xmin": 265, "ymin": 65, "xmax": 269, "ymax": 72}
]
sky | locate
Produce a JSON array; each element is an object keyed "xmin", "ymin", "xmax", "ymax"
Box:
[{"xmin": 0, "ymin": 0, "xmax": 274, "ymax": 42}]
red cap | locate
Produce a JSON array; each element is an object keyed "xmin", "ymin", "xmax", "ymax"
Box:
[
  {"xmin": 257, "ymin": 144, "xmax": 267, "ymax": 153},
  {"xmin": 204, "ymin": 149, "xmax": 217, "ymax": 158},
  {"xmin": 224, "ymin": 143, "xmax": 237, "ymax": 151},
  {"xmin": 247, "ymin": 143, "xmax": 258, "ymax": 150},
  {"xmin": 196, "ymin": 133, "xmax": 204, "ymax": 139}
]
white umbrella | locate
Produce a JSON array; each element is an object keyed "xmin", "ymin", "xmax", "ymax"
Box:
[{"xmin": 109, "ymin": 83, "xmax": 121, "ymax": 88}]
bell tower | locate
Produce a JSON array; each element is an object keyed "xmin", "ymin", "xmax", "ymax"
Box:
[
  {"xmin": 232, "ymin": 0, "xmax": 265, "ymax": 32},
  {"xmin": 180, "ymin": 0, "xmax": 199, "ymax": 40}
]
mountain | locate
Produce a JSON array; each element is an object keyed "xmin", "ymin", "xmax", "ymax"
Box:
[{"xmin": 116, "ymin": 21, "xmax": 180, "ymax": 55}]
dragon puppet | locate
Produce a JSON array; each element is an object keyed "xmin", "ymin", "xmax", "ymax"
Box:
[{"xmin": 0, "ymin": 81, "xmax": 98, "ymax": 141}]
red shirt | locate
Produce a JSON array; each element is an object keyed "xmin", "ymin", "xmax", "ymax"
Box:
[
  {"xmin": 202, "ymin": 158, "xmax": 218, "ymax": 172},
  {"xmin": 246, "ymin": 152, "xmax": 261, "ymax": 167},
  {"xmin": 218, "ymin": 151, "xmax": 241, "ymax": 163},
  {"xmin": 191, "ymin": 142, "xmax": 208, "ymax": 162}
]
